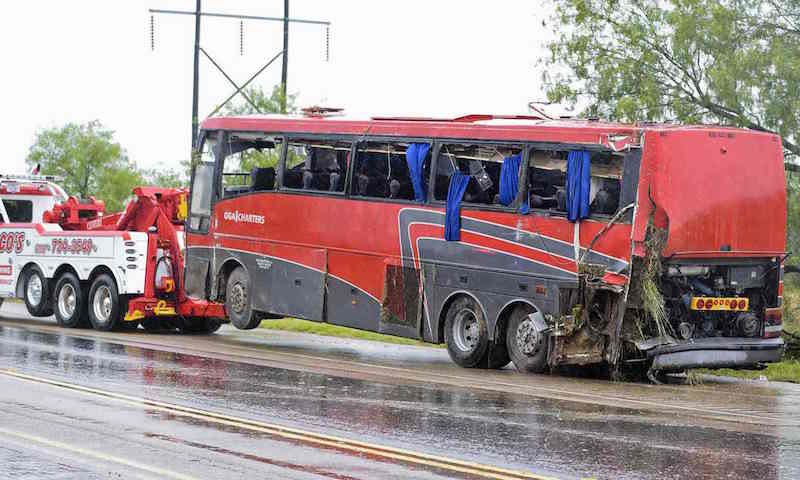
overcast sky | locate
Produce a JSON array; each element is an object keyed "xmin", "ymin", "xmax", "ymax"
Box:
[{"xmin": 0, "ymin": 1, "xmax": 553, "ymax": 175}]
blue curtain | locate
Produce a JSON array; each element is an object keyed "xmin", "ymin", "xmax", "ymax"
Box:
[
  {"xmin": 498, "ymin": 153, "xmax": 531, "ymax": 215},
  {"xmin": 444, "ymin": 172, "xmax": 470, "ymax": 241},
  {"xmin": 498, "ymin": 154, "xmax": 521, "ymax": 206},
  {"xmin": 566, "ymin": 150, "xmax": 591, "ymax": 222},
  {"xmin": 405, "ymin": 143, "xmax": 430, "ymax": 202}
]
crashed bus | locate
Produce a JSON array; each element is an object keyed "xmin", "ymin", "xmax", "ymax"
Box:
[{"xmin": 185, "ymin": 113, "xmax": 786, "ymax": 379}]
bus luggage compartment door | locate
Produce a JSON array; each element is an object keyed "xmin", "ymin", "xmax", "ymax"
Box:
[{"xmin": 266, "ymin": 244, "xmax": 325, "ymax": 321}]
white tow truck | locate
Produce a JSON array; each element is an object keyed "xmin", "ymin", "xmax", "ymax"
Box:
[{"xmin": 0, "ymin": 174, "xmax": 225, "ymax": 332}]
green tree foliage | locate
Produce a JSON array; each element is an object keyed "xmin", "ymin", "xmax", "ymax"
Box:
[
  {"xmin": 141, "ymin": 168, "xmax": 186, "ymax": 188},
  {"xmin": 221, "ymin": 85, "xmax": 298, "ymax": 173},
  {"xmin": 543, "ymin": 0, "xmax": 800, "ymax": 157},
  {"xmin": 26, "ymin": 120, "xmax": 143, "ymax": 212}
]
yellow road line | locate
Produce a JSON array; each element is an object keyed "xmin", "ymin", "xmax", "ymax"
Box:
[
  {"xmin": 0, "ymin": 369, "xmax": 561, "ymax": 480},
  {"xmin": 0, "ymin": 426, "xmax": 199, "ymax": 480}
]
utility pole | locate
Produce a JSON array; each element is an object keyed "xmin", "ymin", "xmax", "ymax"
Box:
[
  {"xmin": 150, "ymin": 4, "xmax": 329, "ymax": 152},
  {"xmin": 191, "ymin": 0, "xmax": 202, "ymax": 150},
  {"xmin": 280, "ymin": 0, "xmax": 289, "ymax": 113}
]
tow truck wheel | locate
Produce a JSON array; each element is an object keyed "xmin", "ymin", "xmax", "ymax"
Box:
[
  {"xmin": 53, "ymin": 272, "xmax": 89, "ymax": 328},
  {"xmin": 88, "ymin": 274, "xmax": 121, "ymax": 331},
  {"xmin": 23, "ymin": 266, "xmax": 51, "ymax": 317},
  {"xmin": 181, "ymin": 317, "xmax": 223, "ymax": 334},
  {"xmin": 444, "ymin": 296, "xmax": 490, "ymax": 368},
  {"xmin": 225, "ymin": 267, "xmax": 261, "ymax": 330}
]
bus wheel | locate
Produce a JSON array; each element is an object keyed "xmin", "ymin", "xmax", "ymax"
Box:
[
  {"xmin": 506, "ymin": 305, "xmax": 549, "ymax": 373},
  {"xmin": 23, "ymin": 266, "xmax": 51, "ymax": 317},
  {"xmin": 181, "ymin": 317, "xmax": 223, "ymax": 334},
  {"xmin": 225, "ymin": 267, "xmax": 260, "ymax": 330},
  {"xmin": 88, "ymin": 274, "xmax": 121, "ymax": 331},
  {"xmin": 444, "ymin": 296, "xmax": 490, "ymax": 368},
  {"xmin": 53, "ymin": 272, "xmax": 88, "ymax": 328}
]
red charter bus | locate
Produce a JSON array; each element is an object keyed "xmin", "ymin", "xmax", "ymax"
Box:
[{"xmin": 185, "ymin": 112, "xmax": 786, "ymax": 378}]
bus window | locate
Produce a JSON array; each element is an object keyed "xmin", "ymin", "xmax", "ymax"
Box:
[
  {"xmin": 220, "ymin": 134, "xmax": 281, "ymax": 198},
  {"xmin": 434, "ymin": 143, "xmax": 523, "ymax": 206},
  {"xmin": 352, "ymin": 142, "xmax": 431, "ymax": 200},
  {"xmin": 527, "ymin": 150, "xmax": 622, "ymax": 216},
  {"xmin": 282, "ymin": 139, "xmax": 351, "ymax": 193},
  {"xmin": 2, "ymin": 200, "xmax": 33, "ymax": 222}
]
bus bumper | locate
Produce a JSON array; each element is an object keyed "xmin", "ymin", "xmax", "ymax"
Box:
[{"xmin": 647, "ymin": 337, "xmax": 784, "ymax": 372}]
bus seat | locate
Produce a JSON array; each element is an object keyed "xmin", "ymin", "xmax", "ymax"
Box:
[{"xmin": 250, "ymin": 167, "xmax": 275, "ymax": 192}]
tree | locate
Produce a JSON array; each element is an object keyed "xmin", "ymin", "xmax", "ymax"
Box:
[
  {"xmin": 543, "ymin": 0, "xmax": 800, "ymax": 158},
  {"xmin": 26, "ymin": 120, "xmax": 143, "ymax": 212},
  {"xmin": 141, "ymin": 168, "xmax": 186, "ymax": 188}
]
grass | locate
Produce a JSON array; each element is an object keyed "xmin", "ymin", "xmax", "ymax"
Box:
[{"xmin": 259, "ymin": 317, "xmax": 437, "ymax": 347}]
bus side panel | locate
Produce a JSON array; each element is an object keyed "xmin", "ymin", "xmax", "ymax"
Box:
[
  {"xmin": 265, "ymin": 243, "xmax": 326, "ymax": 321},
  {"xmin": 326, "ymin": 250, "xmax": 382, "ymax": 332}
]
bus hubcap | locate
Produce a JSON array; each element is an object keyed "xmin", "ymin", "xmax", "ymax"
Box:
[
  {"xmin": 58, "ymin": 284, "xmax": 76, "ymax": 318},
  {"xmin": 93, "ymin": 286, "xmax": 113, "ymax": 323},
  {"xmin": 453, "ymin": 309, "xmax": 479, "ymax": 352},
  {"xmin": 231, "ymin": 283, "xmax": 247, "ymax": 314},
  {"xmin": 516, "ymin": 319, "xmax": 541, "ymax": 356},
  {"xmin": 27, "ymin": 275, "xmax": 42, "ymax": 306}
]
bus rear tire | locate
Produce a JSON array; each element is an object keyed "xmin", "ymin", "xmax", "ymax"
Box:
[
  {"xmin": 23, "ymin": 266, "xmax": 51, "ymax": 317},
  {"xmin": 444, "ymin": 296, "xmax": 490, "ymax": 368},
  {"xmin": 53, "ymin": 272, "xmax": 89, "ymax": 328},
  {"xmin": 225, "ymin": 267, "xmax": 260, "ymax": 330},
  {"xmin": 506, "ymin": 305, "xmax": 549, "ymax": 374},
  {"xmin": 87, "ymin": 274, "xmax": 121, "ymax": 331}
]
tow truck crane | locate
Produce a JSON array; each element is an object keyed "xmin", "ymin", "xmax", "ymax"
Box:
[{"xmin": 0, "ymin": 174, "xmax": 226, "ymax": 332}]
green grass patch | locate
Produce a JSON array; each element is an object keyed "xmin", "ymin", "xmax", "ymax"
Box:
[
  {"xmin": 695, "ymin": 360, "xmax": 800, "ymax": 384},
  {"xmin": 259, "ymin": 318, "xmax": 438, "ymax": 347}
]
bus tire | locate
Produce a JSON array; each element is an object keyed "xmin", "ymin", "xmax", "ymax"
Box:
[
  {"xmin": 181, "ymin": 317, "xmax": 223, "ymax": 334},
  {"xmin": 225, "ymin": 267, "xmax": 260, "ymax": 330},
  {"xmin": 23, "ymin": 266, "xmax": 51, "ymax": 317},
  {"xmin": 482, "ymin": 342, "xmax": 511, "ymax": 369},
  {"xmin": 506, "ymin": 305, "xmax": 549, "ymax": 374},
  {"xmin": 444, "ymin": 296, "xmax": 490, "ymax": 368},
  {"xmin": 87, "ymin": 274, "xmax": 121, "ymax": 331},
  {"xmin": 53, "ymin": 272, "xmax": 89, "ymax": 328}
]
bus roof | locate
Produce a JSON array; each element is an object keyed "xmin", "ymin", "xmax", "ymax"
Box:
[{"xmin": 201, "ymin": 113, "xmax": 777, "ymax": 151}]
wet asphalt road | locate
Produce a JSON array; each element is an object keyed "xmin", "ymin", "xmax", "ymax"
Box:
[{"xmin": 1, "ymin": 302, "xmax": 799, "ymax": 480}]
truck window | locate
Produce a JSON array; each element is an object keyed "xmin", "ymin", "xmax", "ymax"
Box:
[
  {"xmin": 221, "ymin": 134, "xmax": 282, "ymax": 198},
  {"xmin": 3, "ymin": 199, "xmax": 33, "ymax": 222}
]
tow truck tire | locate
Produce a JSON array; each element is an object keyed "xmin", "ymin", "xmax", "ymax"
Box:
[
  {"xmin": 181, "ymin": 317, "xmax": 223, "ymax": 334},
  {"xmin": 53, "ymin": 272, "xmax": 89, "ymax": 328},
  {"xmin": 225, "ymin": 267, "xmax": 260, "ymax": 330},
  {"xmin": 444, "ymin": 296, "xmax": 490, "ymax": 368},
  {"xmin": 23, "ymin": 266, "xmax": 51, "ymax": 317},
  {"xmin": 88, "ymin": 274, "xmax": 121, "ymax": 331},
  {"xmin": 506, "ymin": 305, "xmax": 549, "ymax": 374}
]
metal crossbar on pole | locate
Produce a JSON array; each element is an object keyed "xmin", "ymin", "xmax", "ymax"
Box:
[
  {"xmin": 148, "ymin": 8, "xmax": 330, "ymax": 26},
  {"xmin": 206, "ymin": 50, "xmax": 284, "ymax": 119}
]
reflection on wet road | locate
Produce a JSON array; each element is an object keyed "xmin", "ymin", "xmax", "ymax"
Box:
[{"xmin": 1, "ymin": 305, "xmax": 799, "ymax": 479}]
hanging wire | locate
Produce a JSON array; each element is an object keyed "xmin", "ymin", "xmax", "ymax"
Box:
[
  {"xmin": 150, "ymin": 15, "xmax": 155, "ymax": 51},
  {"xmin": 240, "ymin": 20, "xmax": 244, "ymax": 56},
  {"xmin": 325, "ymin": 25, "xmax": 330, "ymax": 62}
]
